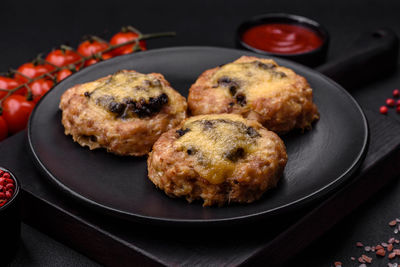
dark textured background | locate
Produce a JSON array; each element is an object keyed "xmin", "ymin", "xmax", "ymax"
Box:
[
  {"xmin": 2, "ymin": 0, "xmax": 400, "ymax": 266},
  {"xmin": 1, "ymin": 0, "xmax": 400, "ymax": 69}
]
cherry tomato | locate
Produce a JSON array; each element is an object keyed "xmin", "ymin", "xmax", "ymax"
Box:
[
  {"xmin": 56, "ymin": 69, "xmax": 73, "ymax": 82},
  {"xmin": 77, "ymin": 40, "xmax": 108, "ymax": 57},
  {"xmin": 30, "ymin": 78, "xmax": 54, "ymax": 103},
  {"xmin": 0, "ymin": 116, "xmax": 8, "ymax": 141},
  {"xmin": 15, "ymin": 62, "xmax": 55, "ymax": 83},
  {"xmin": 2, "ymin": 95, "xmax": 35, "ymax": 134},
  {"xmin": 83, "ymin": 52, "xmax": 113, "ymax": 67},
  {"xmin": 45, "ymin": 49, "xmax": 82, "ymax": 67},
  {"xmin": 56, "ymin": 63, "xmax": 81, "ymax": 82},
  {"xmin": 0, "ymin": 76, "xmax": 25, "ymax": 98},
  {"xmin": 77, "ymin": 40, "xmax": 113, "ymax": 66},
  {"xmin": 110, "ymin": 31, "xmax": 146, "ymax": 56}
]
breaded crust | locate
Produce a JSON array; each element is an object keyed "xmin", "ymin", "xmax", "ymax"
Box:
[
  {"xmin": 147, "ymin": 114, "xmax": 287, "ymax": 207},
  {"xmin": 60, "ymin": 70, "xmax": 187, "ymax": 156},
  {"xmin": 188, "ymin": 56, "xmax": 319, "ymax": 134}
]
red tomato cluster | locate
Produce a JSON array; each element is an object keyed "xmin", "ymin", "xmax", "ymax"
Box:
[{"xmin": 0, "ymin": 27, "xmax": 147, "ymax": 142}]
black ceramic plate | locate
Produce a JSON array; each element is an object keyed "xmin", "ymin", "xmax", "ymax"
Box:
[{"xmin": 28, "ymin": 47, "xmax": 368, "ymax": 226}]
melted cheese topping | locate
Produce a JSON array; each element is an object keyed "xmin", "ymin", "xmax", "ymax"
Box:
[
  {"xmin": 212, "ymin": 60, "xmax": 295, "ymax": 103},
  {"xmin": 175, "ymin": 114, "xmax": 260, "ymax": 184},
  {"xmin": 80, "ymin": 71, "xmax": 168, "ymax": 119},
  {"xmin": 90, "ymin": 71, "xmax": 164, "ymax": 102}
]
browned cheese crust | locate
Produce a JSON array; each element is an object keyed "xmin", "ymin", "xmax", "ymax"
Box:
[
  {"xmin": 147, "ymin": 114, "xmax": 287, "ymax": 207},
  {"xmin": 60, "ymin": 70, "xmax": 187, "ymax": 156},
  {"xmin": 188, "ymin": 56, "xmax": 319, "ymax": 134}
]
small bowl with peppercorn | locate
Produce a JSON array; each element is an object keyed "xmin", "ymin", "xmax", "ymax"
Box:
[
  {"xmin": 0, "ymin": 167, "xmax": 21, "ymax": 264},
  {"xmin": 236, "ymin": 13, "xmax": 330, "ymax": 67}
]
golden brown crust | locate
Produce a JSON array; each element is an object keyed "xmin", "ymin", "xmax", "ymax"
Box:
[
  {"xmin": 147, "ymin": 114, "xmax": 287, "ymax": 207},
  {"xmin": 188, "ymin": 56, "xmax": 319, "ymax": 134},
  {"xmin": 60, "ymin": 70, "xmax": 187, "ymax": 156}
]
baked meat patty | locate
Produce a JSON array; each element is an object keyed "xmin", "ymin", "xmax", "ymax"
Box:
[
  {"xmin": 60, "ymin": 70, "xmax": 187, "ymax": 156},
  {"xmin": 188, "ymin": 56, "xmax": 319, "ymax": 134},
  {"xmin": 147, "ymin": 114, "xmax": 287, "ymax": 206}
]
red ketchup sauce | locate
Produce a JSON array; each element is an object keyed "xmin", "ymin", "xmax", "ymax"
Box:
[{"xmin": 242, "ymin": 23, "xmax": 323, "ymax": 54}]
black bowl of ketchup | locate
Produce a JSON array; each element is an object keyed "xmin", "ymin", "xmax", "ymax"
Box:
[{"xmin": 237, "ymin": 13, "xmax": 329, "ymax": 67}]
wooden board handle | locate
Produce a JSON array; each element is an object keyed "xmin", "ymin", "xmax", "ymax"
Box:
[{"xmin": 317, "ymin": 28, "xmax": 399, "ymax": 89}]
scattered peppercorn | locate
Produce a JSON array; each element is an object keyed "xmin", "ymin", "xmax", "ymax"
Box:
[
  {"xmin": 380, "ymin": 106, "xmax": 388, "ymax": 114},
  {"xmin": 379, "ymin": 89, "xmax": 400, "ymax": 114},
  {"xmin": 376, "ymin": 249, "xmax": 386, "ymax": 257},
  {"xmin": 0, "ymin": 170, "xmax": 15, "ymax": 207},
  {"xmin": 337, "ymin": 217, "xmax": 400, "ymax": 266},
  {"xmin": 389, "ymin": 252, "xmax": 396, "ymax": 259},
  {"xmin": 361, "ymin": 254, "xmax": 372, "ymax": 263},
  {"xmin": 387, "ymin": 98, "xmax": 396, "ymax": 107}
]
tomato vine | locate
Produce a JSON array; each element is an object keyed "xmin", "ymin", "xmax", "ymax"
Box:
[{"xmin": 0, "ymin": 27, "xmax": 175, "ymax": 140}]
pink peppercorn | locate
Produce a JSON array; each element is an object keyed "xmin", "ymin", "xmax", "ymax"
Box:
[
  {"xmin": 6, "ymin": 184, "xmax": 14, "ymax": 191},
  {"xmin": 0, "ymin": 170, "xmax": 15, "ymax": 207},
  {"xmin": 387, "ymin": 98, "xmax": 395, "ymax": 107}
]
